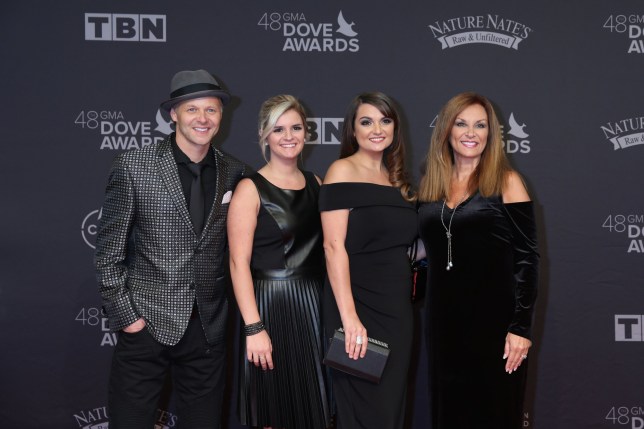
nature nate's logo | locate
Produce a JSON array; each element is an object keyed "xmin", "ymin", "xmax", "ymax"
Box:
[
  {"xmin": 600, "ymin": 116, "xmax": 644, "ymax": 150},
  {"xmin": 257, "ymin": 10, "xmax": 359, "ymax": 52},
  {"xmin": 73, "ymin": 406, "xmax": 178, "ymax": 428},
  {"xmin": 428, "ymin": 15, "xmax": 533, "ymax": 50},
  {"xmin": 73, "ymin": 406, "xmax": 109, "ymax": 429}
]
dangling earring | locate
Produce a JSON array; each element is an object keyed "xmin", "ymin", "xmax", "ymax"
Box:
[{"xmin": 263, "ymin": 141, "xmax": 270, "ymax": 162}]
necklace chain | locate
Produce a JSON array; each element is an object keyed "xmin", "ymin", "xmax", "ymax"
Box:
[{"xmin": 440, "ymin": 193, "xmax": 468, "ymax": 271}]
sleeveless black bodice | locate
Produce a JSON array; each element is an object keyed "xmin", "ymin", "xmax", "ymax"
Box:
[{"xmin": 249, "ymin": 171, "xmax": 324, "ymax": 276}]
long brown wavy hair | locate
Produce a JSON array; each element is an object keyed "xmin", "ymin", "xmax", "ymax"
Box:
[
  {"xmin": 418, "ymin": 92, "xmax": 511, "ymax": 202},
  {"xmin": 340, "ymin": 92, "xmax": 416, "ymax": 202}
]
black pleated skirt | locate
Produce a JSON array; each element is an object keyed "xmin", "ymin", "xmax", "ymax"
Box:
[{"xmin": 238, "ymin": 273, "xmax": 331, "ymax": 429}]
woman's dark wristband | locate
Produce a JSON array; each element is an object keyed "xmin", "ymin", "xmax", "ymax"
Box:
[{"xmin": 244, "ymin": 321, "xmax": 266, "ymax": 336}]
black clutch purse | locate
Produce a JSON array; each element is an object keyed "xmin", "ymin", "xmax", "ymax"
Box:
[{"xmin": 323, "ymin": 328, "xmax": 390, "ymax": 384}]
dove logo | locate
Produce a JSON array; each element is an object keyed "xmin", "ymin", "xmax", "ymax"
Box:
[
  {"xmin": 76, "ymin": 108, "xmax": 167, "ymax": 150},
  {"xmin": 82, "ymin": 209, "xmax": 102, "ymax": 249},
  {"xmin": 155, "ymin": 108, "xmax": 174, "ymax": 135},
  {"xmin": 601, "ymin": 213, "xmax": 644, "ymax": 254},
  {"xmin": 507, "ymin": 113, "xmax": 529, "ymax": 139},
  {"xmin": 502, "ymin": 112, "xmax": 531, "ymax": 154},
  {"xmin": 602, "ymin": 14, "xmax": 644, "ymax": 54},
  {"xmin": 337, "ymin": 11, "xmax": 357, "ymax": 37},
  {"xmin": 99, "ymin": 118, "xmax": 159, "ymax": 150},
  {"xmin": 270, "ymin": 10, "xmax": 359, "ymax": 53}
]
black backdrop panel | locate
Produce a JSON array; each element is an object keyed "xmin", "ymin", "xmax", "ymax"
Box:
[{"xmin": 1, "ymin": 1, "xmax": 643, "ymax": 427}]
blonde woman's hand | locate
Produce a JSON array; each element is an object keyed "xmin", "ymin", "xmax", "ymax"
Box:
[{"xmin": 246, "ymin": 330, "xmax": 274, "ymax": 370}]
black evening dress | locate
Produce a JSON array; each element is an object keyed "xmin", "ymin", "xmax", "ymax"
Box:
[
  {"xmin": 418, "ymin": 193, "xmax": 539, "ymax": 429},
  {"xmin": 238, "ymin": 171, "xmax": 331, "ymax": 429},
  {"xmin": 318, "ymin": 183, "xmax": 417, "ymax": 429}
]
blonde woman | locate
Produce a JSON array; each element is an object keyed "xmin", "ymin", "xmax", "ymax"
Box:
[{"xmin": 228, "ymin": 95, "xmax": 330, "ymax": 429}]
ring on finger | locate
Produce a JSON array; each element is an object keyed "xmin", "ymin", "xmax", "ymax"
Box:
[
  {"xmin": 355, "ymin": 335, "xmax": 364, "ymax": 345},
  {"xmin": 521, "ymin": 354, "xmax": 528, "ymax": 359}
]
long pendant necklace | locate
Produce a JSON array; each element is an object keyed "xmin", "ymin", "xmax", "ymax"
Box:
[{"xmin": 440, "ymin": 193, "xmax": 468, "ymax": 271}]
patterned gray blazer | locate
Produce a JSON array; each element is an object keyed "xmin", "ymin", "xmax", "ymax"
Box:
[{"xmin": 95, "ymin": 134, "xmax": 246, "ymax": 346}]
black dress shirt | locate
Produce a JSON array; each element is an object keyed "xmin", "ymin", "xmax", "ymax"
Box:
[{"xmin": 171, "ymin": 135, "xmax": 217, "ymax": 223}]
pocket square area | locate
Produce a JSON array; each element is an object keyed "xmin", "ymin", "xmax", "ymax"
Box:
[{"xmin": 221, "ymin": 190, "xmax": 233, "ymax": 204}]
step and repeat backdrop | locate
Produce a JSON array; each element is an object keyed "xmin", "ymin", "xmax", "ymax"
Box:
[{"xmin": 1, "ymin": 0, "xmax": 643, "ymax": 428}]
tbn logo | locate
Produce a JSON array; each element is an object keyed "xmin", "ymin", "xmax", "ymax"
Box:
[
  {"xmin": 615, "ymin": 315, "xmax": 644, "ymax": 341},
  {"xmin": 85, "ymin": 13, "xmax": 166, "ymax": 42}
]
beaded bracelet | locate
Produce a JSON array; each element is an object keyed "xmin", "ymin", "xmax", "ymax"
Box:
[{"xmin": 244, "ymin": 320, "xmax": 265, "ymax": 336}]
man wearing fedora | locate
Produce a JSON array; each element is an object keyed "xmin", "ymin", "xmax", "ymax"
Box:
[{"xmin": 95, "ymin": 69, "xmax": 246, "ymax": 428}]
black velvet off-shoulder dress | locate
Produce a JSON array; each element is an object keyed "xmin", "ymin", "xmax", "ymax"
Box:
[
  {"xmin": 319, "ymin": 182, "xmax": 417, "ymax": 429},
  {"xmin": 238, "ymin": 171, "xmax": 331, "ymax": 429},
  {"xmin": 418, "ymin": 193, "xmax": 539, "ymax": 429}
]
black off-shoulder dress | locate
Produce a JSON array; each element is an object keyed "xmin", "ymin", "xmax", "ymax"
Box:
[{"xmin": 319, "ymin": 182, "xmax": 417, "ymax": 429}]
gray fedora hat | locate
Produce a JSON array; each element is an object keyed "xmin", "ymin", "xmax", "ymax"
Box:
[{"xmin": 160, "ymin": 69, "xmax": 231, "ymax": 111}]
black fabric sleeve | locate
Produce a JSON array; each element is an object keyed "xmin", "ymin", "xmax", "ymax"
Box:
[{"xmin": 504, "ymin": 201, "xmax": 540, "ymax": 340}]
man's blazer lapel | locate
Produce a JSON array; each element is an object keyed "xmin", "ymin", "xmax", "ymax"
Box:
[{"xmin": 202, "ymin": 147, "xmax": 229, "ymax": 237}]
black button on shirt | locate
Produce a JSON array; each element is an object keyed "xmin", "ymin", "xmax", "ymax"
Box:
[{"xmin": 171, "ymin": 135, "xmax": 217, "ymax": 224}]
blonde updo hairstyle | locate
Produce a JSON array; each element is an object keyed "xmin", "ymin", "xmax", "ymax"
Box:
[{"xmin": 258, "ymin": 94, "xmax": 308, "ymax": 162}]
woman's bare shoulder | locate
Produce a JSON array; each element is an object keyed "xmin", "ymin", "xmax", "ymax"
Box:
[
  {"xmin": 502, "ymin": 170, "xmax": 530, "ymax": 203},
  {"xmin": 324, "ymin": 158, "xmax": 358, "ymax": 184}
]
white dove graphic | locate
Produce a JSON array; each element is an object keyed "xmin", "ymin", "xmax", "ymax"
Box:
[
  {"xmin": 507, "ymin": 113, "xmax": 529, "ymax": 139},
  {"xmin": 336, "ymin": 11, "xmax": 357, "ymax": 37},
  {"xmin": 155, "ymin": 109, "xmax": 174, "ymax": 135}
]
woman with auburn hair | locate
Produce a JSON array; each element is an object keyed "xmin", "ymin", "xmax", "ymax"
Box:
[
  {"xmin": 418, "ymin": 92, "xmax": 539, "ymax": 428},
  {"xmin": 319, "ymin": 92, "xmax": 417, "ymax": 429},
  {"xmin": 228, "ymin": 94, "xmax": 330, "ymax": 429}
]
